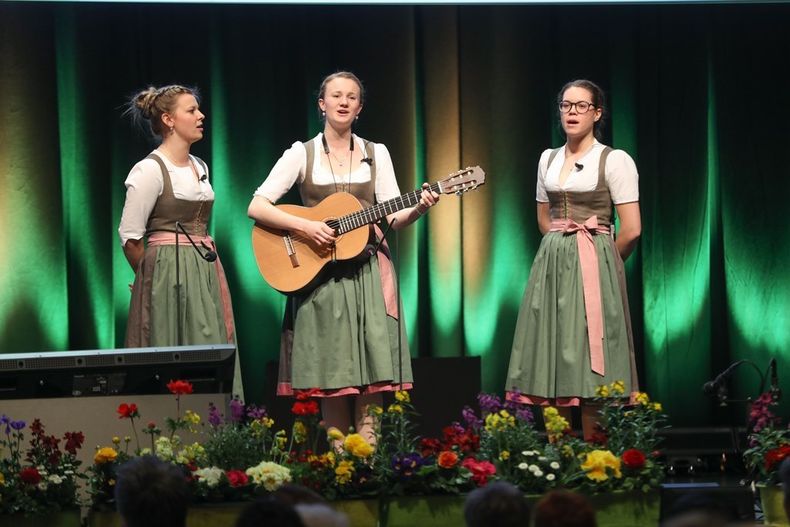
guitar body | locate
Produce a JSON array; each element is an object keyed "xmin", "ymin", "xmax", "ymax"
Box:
[{"xmin": 251, "ymin": 192, "xmax": 371, "ymax": 294}]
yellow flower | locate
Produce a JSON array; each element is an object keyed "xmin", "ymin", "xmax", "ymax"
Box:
[
  {"xmin": 262, "ymin": 417, "xmax": 274, "ymax": 428},
  {"xmin": 184, "ymin": 410, "xmax": 201, "ymax": 425},
  {"xmin": 394, "ymin": 390, "xmax": 410, "ymax": 403},
  {"xmin": 499, "ymin": 450, "xmax": 510, "ymax": 461},
  {"xmin": 124, "ymin": 436, "xmax": 131, "ymax": 443},
  {"xmin": 94, "ymin": 447, "xmax": 119, "ymax": 464},
  {"xmin": 595, "ymin": 384, "xmax": 610, "ymax": 397},
  {"xmin": 610, "ymin": 380, "xmax": 626, "ymax": 395},
  {"xmin": 343, "ymin": 433, "xmax": 374, "ymax": 458},
  {"xmin": 335, "ymin": 460, "xmax": 355, "ymax": 485},
  {"xmin": 293, "ymin": 421, "xmax": 307, "ymax": 444},
  {"xmin": 581, "ymin": 450, "xmax": 622, "ymax": 482},
  {"xmin": 369, "ymin": 405, "xmax": 383, "ymax": 416},
  {"xmin": 561, "ymin": 445, "xmax": 575, "ymax": 458},
  {"xmin": 634, "ymin": 392, "xmax": 650, "ymax": 405},
  {"xmin": 651, "ymin": 402, "xmax": 663, "ymax": 412},
  {"xmin": 543, "ymin": 407, "xmax": 569, "ymax": 436},
  {"xmin": 327, "ymin": 427, "xmax": 345, "ymax": 442},
  {"xmin": 388, "ymin": 404, "xmax": 404, "ymax": 414},
  {"xmin": 111, "ymin": 436, "xmax": 121, "ymax": 445},
  {"xmin": 485, "ymin": 411, "xmax": 515, "ymax": 432},
  {"xmin": 322, "ymin": 452, "xmax": 336, "ymax": 466}
]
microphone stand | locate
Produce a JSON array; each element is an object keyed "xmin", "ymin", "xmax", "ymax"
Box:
[{"xmin": 174, "ymin": 221, "xmax": 217, "ymax": 346}]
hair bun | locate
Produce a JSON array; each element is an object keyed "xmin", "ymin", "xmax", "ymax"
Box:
[{"xmin": 134, "ymin": 87, "xmax": 159, "ymax": 119}]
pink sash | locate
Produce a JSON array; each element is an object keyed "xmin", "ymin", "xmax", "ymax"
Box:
[{"xmin": 549, "ymin": 216, "xmax": 609, "ymax": 376}]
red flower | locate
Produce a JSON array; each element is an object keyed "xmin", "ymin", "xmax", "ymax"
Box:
[
  {"xmin": 117, "ymin": 403, "xmax": 139, "ymax": 419},
  {"xmin": 227, "ymin": 470, "xmax": 249, "ymax": 487},
  {"xmin": 462, "ymin": 457, "xmax": 496, "ymax": 486},
  {"xmin": 64, "ymin": 431, "xmax": 85, "ymax": 455},
  {"xmin": 420, "ymin": 437, "xmax": 442, "ymax": 457},
  {"xmin": 291, "ymin": 401, "xmax": 319, "ymax": 416},
  {"xmin": 20, "ymin": 467, "xmax": 42, "ymax": 485},
  {"xmin": 437, "ymin": 451, "xmax": 459, "ymax": 469},
  {"xmin": 622, "ymin": 448, "xmax": 647, "ymax": 470},
  {"xmin": 765, "ymin": 444, "xmax": 790, "ymax": 471},
  {"xmin": 167, "ymin": 380, "xmax": 194, "ymax": 395}
]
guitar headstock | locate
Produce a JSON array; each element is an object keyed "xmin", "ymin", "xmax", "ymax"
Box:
[{"xmin": 437, "ymin": 166, "xmax": 486, "ymax": 196}]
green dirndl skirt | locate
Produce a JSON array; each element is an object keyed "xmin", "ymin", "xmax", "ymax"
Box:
[
  {"xmin": 506, "ymin": 231, "xmax": 637, "ymax": 401},
  {"xmin": 125, "ymin": 245, "xmax": 230, "ymax": 347},
  {"xmin": 278, "ymin": 254, "xmax": 411, "ymax": 395}
]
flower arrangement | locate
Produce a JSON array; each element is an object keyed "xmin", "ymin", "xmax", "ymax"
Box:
[
  {"xmin": 544, "ymin": 382, "xmax": 667, "ymax": 494},
  {"xmin": 744, "ymin": 392, "xmax": 790, "ymax": 485},
  {"xmin": 0, "ymin": 416, "xmax": 85, "ymax": 515}
]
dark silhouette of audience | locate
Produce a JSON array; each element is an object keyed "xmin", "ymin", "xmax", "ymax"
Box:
[
  {"xmin": 114, "ymin": 455, "xmax": 191, "ymax": 527},
  {"xmin": 235, "ymin": 497, "xmax": 306, "ymax": 527},
  {"xmin": 533, "ymin": 490, "xmax": 597, "ymax": 527},
  {"xmin": 464, "ymin": 480, "xmax": 531, "ymax": 527},
  {"xmin": 661, "ymin": 492, "xmax": 743, "ymax": 527}
]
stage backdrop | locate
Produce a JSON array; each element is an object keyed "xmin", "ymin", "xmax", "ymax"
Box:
[{"xmin": 1, "ymin": 2, "xmax": 788, "ymax": 426}]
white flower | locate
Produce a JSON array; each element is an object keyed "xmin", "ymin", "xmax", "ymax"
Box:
[
  {"xmin": 538, "ymin": 456, "xmax": 547, "ymax": 461},
  {"xmin": 246, "ymin": 461, "xmax": 292, "ymax": 492},
  {"xmin": 535, "ymin": 470, "xmax": 544, "ymax": 477},
  {"xmin": 518, "ymin": 462, "xmax": 529, "ymax": 470},
  {"xmin": 550, "ymin": 461, "xmax": 560, "ymax": 470},
  {"xmin": 546, "ymin": 473, "xmax": 556, "ymax": 481},
  {"xmin": 528, "ymin": 464, "xmax": 539, "ymax": 473},
  {"xmin": 194, "ymin": 467, "xmax": 224, "ymax": 488},
  {"xmin": 522, "ymin": 450, "xmax": 537, "ymax": 456},
  {"xmin": 47, "ymin": 474, "xmax": 64, "ymax": 485},
  {"xmin": 37, "ymin": 482, "xmax": 48, "ymax": 491}
]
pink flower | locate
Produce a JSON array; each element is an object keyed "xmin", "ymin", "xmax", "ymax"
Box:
[
  {"xmin": 226, "ymin": 469, "xmax": 249, "ymax": 487},
  {"xmin": 462, "ymin": 457, "xmax": 496, "ymax": 486}
]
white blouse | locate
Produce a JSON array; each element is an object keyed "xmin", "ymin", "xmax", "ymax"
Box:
[
  {"xmin": 118, "ymin": 151, "xmax": 213, "ymax": 246},
  {"xmin": 536, "ymin": 141, "xmax": 639, "ymax": 204},
  {"xmin": 253, "ymin": 134, "xmax": 401, "ymax": 204}
]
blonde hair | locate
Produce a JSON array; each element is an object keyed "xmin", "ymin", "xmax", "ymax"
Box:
[{"xmin": 125, "ymin": 84, "xmax": 199, "ymax": 138}]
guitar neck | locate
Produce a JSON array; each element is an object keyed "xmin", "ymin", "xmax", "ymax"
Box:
[{"xmin": 334, "ymin": 182, "xmax": 442, "ymax": 234}]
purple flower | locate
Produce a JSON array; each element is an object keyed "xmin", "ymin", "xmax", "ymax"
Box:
[
  {"xmin": 10, "ymin": 420, "xmax": 25, "ymax": 431},
  {"xmin": 208, "ymin": 402, "xmax": 223, "ymax": 427},
  {"xmin": 462, "ymin": 406, "xmax": 483, "ymax": 429},
  {"xmin": 391, "ymin": 453, "xmax": 424, "ymax": 480},
  {"xmin": 477, "ymin": 393, "xmax": 503, "ymax": 415},
  {"xmin": 229, "ymin": 397, "xmax": 245, "ymax": 423},
  {"xmin": 0, "ymin": 415, "xmax": 9, "ymax": 435},
  {"xmin": 246, "ymin": 404, "xmax": 267, "ymax": 420},
  {"xmin": 504, "ymin": 394, "xmax": 534, "ymax": 423}
]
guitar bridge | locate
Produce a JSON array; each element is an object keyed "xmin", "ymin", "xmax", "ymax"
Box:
[{"xmin": 283, "ymin": 233, "xmax": 299, "ymax": 268}]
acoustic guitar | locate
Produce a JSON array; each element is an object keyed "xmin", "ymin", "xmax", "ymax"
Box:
[{"xmin": 251, "ymin": 166, "xmax": 486, "ymax": 294}]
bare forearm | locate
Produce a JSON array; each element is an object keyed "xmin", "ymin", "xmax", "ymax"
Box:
[
  {"xmin": 615, "ymin": 228, "xmax": 640, "ymax": 260},
  {"xmin": 123, "ymin": 239, "xmax": 145, "ymax": 271},
  {"xmin": 248, "ymin": 196, "xmax": 309, "ymax": 233}
]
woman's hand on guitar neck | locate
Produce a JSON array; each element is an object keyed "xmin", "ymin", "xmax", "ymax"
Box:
[{"xmin": 299, "ymin": 219, "xmax": 337, "ymax": 248}]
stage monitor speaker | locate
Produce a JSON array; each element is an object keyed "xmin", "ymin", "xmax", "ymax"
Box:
[
  {"xmin": 660, "ymin": 482, "xmax": 755, "ymax": 522},
  {"xmin": 0, "ymin": 344, "xmax": 236, "ymax": 399}
]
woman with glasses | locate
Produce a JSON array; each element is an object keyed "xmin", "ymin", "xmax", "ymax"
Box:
[{"xmin": 505, "ymin": 79, "xmax": 641, "ymax": 439}]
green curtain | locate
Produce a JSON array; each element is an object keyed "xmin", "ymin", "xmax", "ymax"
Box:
[{"xmin": 1, "ymin": 2, "xmax": 788, "ymax": 426}]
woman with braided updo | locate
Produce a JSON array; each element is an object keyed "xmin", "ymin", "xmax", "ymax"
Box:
[{"xmin": 118, "ymin": 85, "xmax": 242, "ymax": 395}]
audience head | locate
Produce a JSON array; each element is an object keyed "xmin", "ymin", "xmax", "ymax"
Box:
[
  {"xmin": 661, "ymin": 492, "xmax": 741, "ymax": 527},
  {"xmin": 533, "ymin": 489, "xmax": 597, "ymax": 527},
  {"xmin": 464, "ymin": 480, "xmax": 531, "ymax": 527},
  {"xmin": 295, "ymin": 503, "xmax": 350, "ymax": 527},
  {"xmin": 235, "ymin": 497, "xmax": 306, "ymax": 527},
  {"xmin": 114, "ymin": 455, "xmax": 190, "ymax": 527},
  {"xmin": 273, "ymin": 483, "xmax": 328, "ymax": 506}
]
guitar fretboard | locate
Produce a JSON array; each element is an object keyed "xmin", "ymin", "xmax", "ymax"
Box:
[{"xmin": 328, "ymin": 182, "xmax": 442, "ymax": 234}]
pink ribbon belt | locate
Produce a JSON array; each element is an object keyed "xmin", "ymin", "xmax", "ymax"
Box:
[{"xmin": 549, "ymin": 216, "xmax": 610, "ymax": 376}]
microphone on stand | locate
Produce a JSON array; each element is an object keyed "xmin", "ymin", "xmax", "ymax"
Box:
[
  {"xmin": 702, "ymin": 360, "xmax": 747, "ymax": 406},
  {"xmin": 175, "ymin": 221, "xmax": 217, "ymax": 262},
  {"xmin": 365, "ymin": 218, "xmax": 396, "ymax": 257}
]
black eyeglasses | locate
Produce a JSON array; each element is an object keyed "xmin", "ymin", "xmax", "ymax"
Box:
[{"xmin": 559, "ymin": 100, "xmax": 595, "ymax": 114}]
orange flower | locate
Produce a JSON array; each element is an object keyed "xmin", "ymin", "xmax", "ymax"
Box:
[{"xmin": 437, "ymin": 451, "xmax": 459, "ymax": 469}]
